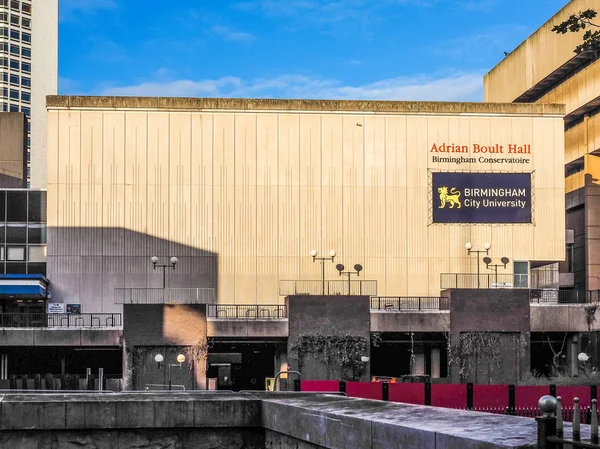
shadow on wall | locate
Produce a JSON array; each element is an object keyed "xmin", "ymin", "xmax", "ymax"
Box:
[{"xmin": 46, "ymin": 227, "xmax": 219, "ymax": 314}]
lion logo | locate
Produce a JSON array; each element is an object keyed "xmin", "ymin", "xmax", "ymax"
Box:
[{"xmin": 438, "ymin": 186, "xmax": 461, "ymax": 209}]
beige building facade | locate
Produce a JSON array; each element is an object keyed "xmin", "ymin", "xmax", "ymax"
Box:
[
  {"xmin": 46, "ymin": 96, "xmax": 565, "ymax": 313},
  {"xmin": 485, "ymin": 0, "xmax": 600, "ymax": 290}
]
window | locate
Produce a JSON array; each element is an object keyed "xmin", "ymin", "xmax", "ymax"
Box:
[
  {"xmin": 0, "ymin": 27, "xmax": 7, "ymax": 37},
  {"xmin": 0, "ymin": 57, "xmax": 7, "ymax": 68},
  {"xmin": 6, "ymin": 263, "xmax": 26, "ymax": 274},
  {"xmin": 566, "ymin": 243, "xmax": 574, "ymax": 273},
  {"xmin": 6, "ymin": 224, "xmax": 26, "ymax": 243},
  {"xmin": 21, "ymin": 47, "xmax": 30, "ymax": 58},
  {"xmin": 28, "ymin": 246, "xmax": 46, "ymax": 263},
  {"xmin": 0, "ymin": 12, "xmax": 7, "ymax": 23},
  {"xmin": 10, "ymin": 1, "xmax": 19, "ymax": 11},
  {"xmin": 9, "ymin": 44, "xmax": 18, "ymax": 55},
  {"xmin": 27, "ymin": 263, "xmax": 46, "ymax": 276},
  {"xmin": 21, "ymin": 18, "xmax": 30, "ymax": 28},
  {"xmin": 9, "ymin": 59, "xmax": 18, "ymax": 70},
  {"xmin": 6, "ymin": 191, "xmax": 27, "ymax": 222},
  {"xmin": 21, "ymin": 3, "xmax": 30, "ymax": 14},
  {"xmin": 21, "ymin": 106, "xmax": 29, "ymax": 117},
  {"xmin": 1, "ymin": 103, "xmax": 6, "ymax": 112},
  {"xmin": 28, "ymin": 192, "xmax": 46, "ymax": 222},
  {"xmin": 10, "ymin": 29, "xmax": 19, "ymax": 40},
  {"xmin": 513, "ymin": 261, "xmax": 529, "ymax": 288},
  {"xmin": 9, "ymin": 104, "xmax": 18, "ymax": 112},
  {"xmin": 21, "ymin": 91, "xmax": 29, "ymax": 102},
  {"xmin": 21, "ymin": 62, "xmax": 30, "ymax": 73},
  {"xmin": 21, "ymin": 76, "xmax": 30, "ymax": 87},
  {"xmin": 1, "ymin": 88, "xmax": 6, "ymax": 98},
  {"xmin": 2, "ymin": 72, "xmax": 7, "ymax": 82},
  {"xmin": 10, "ymin": 74, "xmax": 18, "ymax": 85},
  {"xmin": 21, "ymin": 32, "xmax": 30, "ymax": 43},
  {"xmin": 7, "ymin": 246, "xmax": 25, "ymax": 261},
  {"xmin": 28, "ymin": 225, "xmax": 46, "ymax": 244},
  {"xmin": 0, "ymin": 247, "xmax": 4, "ymax": 261},
  {"xmin": 9, "ymin": 89, "xmax": 18, "ymax": 100},
  {"xmin": 10, "ymin": 15, "xmax": 18, "ymax": 26},
  {"xmin": 1, "ymin": 42, "xmax": 7, "ymax": 52}
]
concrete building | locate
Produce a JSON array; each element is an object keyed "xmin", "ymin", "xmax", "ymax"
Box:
[
  {"xmin": 485, "ymin": 0, "xmax": 600, "ymax": 292},
  {"xmin": 0, "ymin": 111, "xmax": 26, "ymax": 187},
  {"xmin": 0, "ymin": 0, "xmax": 58, "ymax": 187}
]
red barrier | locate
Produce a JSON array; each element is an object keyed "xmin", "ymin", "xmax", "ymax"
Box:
[
  {"xmin": 515, "ymin": 386, "xmax": 549, "ymax": 408},
  {"xmin": 474, "ymin": 385, "xmax": 508, "ymax": 409},
  {"xmin": 388, "ymin": 383, "xmax": 424, "ymax": 405},
  {"xmin": 346, "ymin": 382, "xmax": 382, "ymax": 400},
  {"xmin": 556, "ymin": 386, "xmax": 591, "ymax": 408},
  {"xmin": 301, "ymin": 380, "xmax": 340, "ymax": 392},
  {"xmin": 432, "ymin": 383, "xmax": 465, "ymax": 408}
]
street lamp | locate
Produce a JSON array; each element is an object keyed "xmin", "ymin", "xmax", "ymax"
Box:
[
  {"xmin": 310, "ymin": 249, "xmax": 336, "ymax": 295},
  {"xmin": 155, "ymin": 353, "xmax": 186, "ymax": 391},
  {"xmin": 335, "ymin": 263, "xmax": 363, "ymax": 295},
  {"xmin": 483, "ymin": 256, "xmax": 509, "ymax": 286},
  {"xmin": 151, "ymin": 256, "xmax": 178, "ymax": 289},
  {"xmin": 465, "ymin": 242, "xmax": 490, "ymax": 288}
]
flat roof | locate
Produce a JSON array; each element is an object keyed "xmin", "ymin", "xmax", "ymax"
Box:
[{"xmin": 46, "ymin": 95, "xmax": 566, "ymax": 116}]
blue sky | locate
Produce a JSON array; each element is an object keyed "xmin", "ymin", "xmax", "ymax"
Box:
[{"xmin": 59, "ymin": 0, "xmax": 570, "ymax": 101}]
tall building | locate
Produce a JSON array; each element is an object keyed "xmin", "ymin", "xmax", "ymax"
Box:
[
  {"xmin": 0, "ymin": 0, "xmax": 58, "ymax": 188},
  {"xmin": 485, "ymin": 0, "xmax": 600, "ymax": 291}
]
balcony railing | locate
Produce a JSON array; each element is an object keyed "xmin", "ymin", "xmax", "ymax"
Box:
[
  {"xmin": 114, "ymin": 288, "xmax": 215, "ymax": 304},
  {"xmin": 440, "ymin": 274, "xmax": 529, "ymax": 289},
  {"xmin": 0, "ymin": 313, "xmax": 122, "ymax": 328},
  {"xmin": 207, "ymin": 304, "xmax": 287, "ymax": 319},
  {"xmin": 370, "ymin": 297, "xmax": 449, "ymax": 311},
  {"xmin": 279, "ymin": 280, "xmax": 377, "ymax": 296},
  {"xmin": 530, "ymin": 289, "xmax": 600, "ymax": 304}
]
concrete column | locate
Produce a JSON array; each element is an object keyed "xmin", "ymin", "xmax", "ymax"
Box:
[
  {"xmin": 411, "ymin": 350, "xmax": 426, "ymax": 375},
  {"xmin": 122, "ymin": 341, "xmax": 134, "ymax": 391},
  {"xmin": 568, "ymin": 334, "xmax": 579, "ymax": 376},
  {"xmin": 431, "ymin": 348, "xmax": 441, "ymax": 379}
]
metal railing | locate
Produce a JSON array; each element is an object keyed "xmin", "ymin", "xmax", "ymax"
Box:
[
  {"xmin": 440, "ymin": 273, "xmax": 529, "ymax": 289},
  {"xmin": 0, "ymin": 313, "xmax": 122, "ymax": 328},
  {"xmin": 279, "ymin": 280, "xmax": 377, "ymax": 296},
  {"xmin": 370, "ymin": 297, "xmax": 449, "ymax": 311},
  {"xmin": 530, "ymin": 289, "xmax": 600, "ymax": 304},
  {"xmin": 114, "ymin": 288, "xmax": 215, "ymax": 304},
  {"xmin": 537, "ymin": 396, "xmax": 599, "ymax": 449},
  {"xmin": 207, "ymin": 304, "xmax": 287, "ymax": 319}
]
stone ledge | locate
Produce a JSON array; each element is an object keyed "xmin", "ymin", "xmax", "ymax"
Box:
[{"xmin": 46, "ymin": 95, "xmax": 566, "ymax": 116}]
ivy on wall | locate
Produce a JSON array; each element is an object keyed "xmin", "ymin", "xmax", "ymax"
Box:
[
  {"xmin": 293, "ymin": 334, "xmax": 368, "ymax": 381},
  {"xmin": 447, "ymin": 332, "xmax": 502, "ymax": 383}
]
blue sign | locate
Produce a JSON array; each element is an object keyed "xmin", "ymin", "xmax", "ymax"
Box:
[{"xmin": 432, "ymin": 172, "xmax": 532, "ymax": 223}]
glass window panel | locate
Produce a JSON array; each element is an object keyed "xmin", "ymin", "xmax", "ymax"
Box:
[
  {"xmin": 28, "ymin": 191, "xmax": 45, "ymax": 222},
  {"xmin": 28, "ymin": 245, "xmax": 46, "ymax": 262},
  {"xmin": 5, "ymin": 223, "xmax": 25, "ymax": 243},
  {"xmin": 0, "ymin": 246, "xmax": 4, "ymax": 261},
  {"xmin": 6, "ymin": 191, "xmax": 26, "ymax": 222},
  {"xmin": 27, "ymin": 263, "xmax": 46, "ymax": 276},
  {"xmin": 0, "ymin": 191, "xmax": 5, "ymax": 222},
  {"xmin": 6, "ymin": 263, "xmax": 26, "ymax": 274},
  {"xmin": 27, "ymin": 224, "xmax": 46, "ymax": 243},
  {"xmin": 7, "ymin": 246, "xmax": 24, "ymax": 261}
]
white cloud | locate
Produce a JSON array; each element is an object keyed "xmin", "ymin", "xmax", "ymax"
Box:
[
  {"xmin": 212, "ymin": 25, "xmax": 257, "ymax": 42},
  {"xmin": 100, "ymin": 72, "xmax": 484, "ymax": 102},
  {"xmin": 60, "ymin": 0, "xmax": 117, "ymax": 21}
]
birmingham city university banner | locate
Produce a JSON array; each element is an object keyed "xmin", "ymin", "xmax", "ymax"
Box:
[{"xmin": 431, "ymin": 172, "xmax": 532, "ymax": 224}]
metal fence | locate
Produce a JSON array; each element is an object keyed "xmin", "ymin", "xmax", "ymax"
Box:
[
  {"xmin": 440, "ymin": 273, "xmax": 529, "ymax": 289},
  {"xmin": 530, "ymin": 289, "xmax": 600, "ymax": 304},
  {"xmin": 279, "ymin": 280, "xmax": 377, "ymax": 296},
  {"xmin": 114, "ymin": 288, "xmax": 215, "ymax": 304},
  {"xmin": 207, "ymin": 304, "xmax": 287, "ymax": 319},
  {"xmin": 0, "ymin": 313, "xmax": 122, "ymax": 328},
  {"xmin": 370, "ymin": 297, "xmax": 450, "ymax": 311}
]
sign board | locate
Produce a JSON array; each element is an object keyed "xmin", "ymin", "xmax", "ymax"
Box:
[
  {"xmin": 67, "ymin": 304, "xmax": 81, "ymax": 314},
  {"xmin": 431, "ymin": 172, "xmax": 532, "ymax": 224},
  {"xmin": 47, "ymin": 303, "xmax": 65, "ymax": 314}
]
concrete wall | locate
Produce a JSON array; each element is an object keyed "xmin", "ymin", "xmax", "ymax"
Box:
[
  {"xmin": 47, "ymin": 96, "xmax": 565, "ymax": 308},
  {"xmin": 287, "ymin": 295, "xmax": 371, "ymax": 381},
  {"xmin": 447, "ymin": 289, "xmax": 530, "ymax": 384},
  {"xmin": 0, "ymin": 329, "xmax": 122, "ymax": 346},
  {"xmin": 0, "ymin": 113, "xmax": 26, "ymax": 188}
]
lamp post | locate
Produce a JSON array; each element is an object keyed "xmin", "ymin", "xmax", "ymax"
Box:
[
  {"xmin": 335, "ymin": 263, "xmax": 363, "ymax": 295},
  {"xmin": 483, "ymin": 256, "xmax": 509, "ymax": 286},
  {"xmin": 155, "ymin": 353, "xmax": 186, "ymax": 391},
  {"xmin": 151, "ymin": 256, "xmax": 178, "ymax": 289},
  {"xmin": 310, "ymin": 249, "xmax": 336, "ymax": 295},
  {"xmin": 465, "ymin": 242, "xmax": 490, "ymax": 288}
]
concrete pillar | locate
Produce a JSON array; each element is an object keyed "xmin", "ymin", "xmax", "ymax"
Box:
[
  {"xmin": 411, "ymin": 350, "xmax": 425, "ymax": 375},
  {"xmin": 431, "ymin": 348, "xmax": 441, "ymax": 379},
  {"xmin": 568, "ymin": 334, "xmax": 579, "ymax": 376}
]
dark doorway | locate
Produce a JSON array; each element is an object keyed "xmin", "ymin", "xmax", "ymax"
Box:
[{"xmin": 208, "ymin": 339, "xmax": 284, "ymax": 391}]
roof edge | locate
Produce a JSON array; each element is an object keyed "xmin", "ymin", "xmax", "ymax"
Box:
[{"xmin": 46, "ymin": 95, "xmax": 566, "ymax": 116}]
